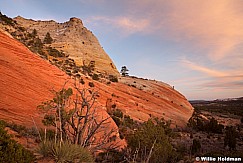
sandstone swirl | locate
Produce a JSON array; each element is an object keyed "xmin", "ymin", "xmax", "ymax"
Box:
[{"xmin": 0, "ymin": 16, "xmax": 194, "ymax": 129}]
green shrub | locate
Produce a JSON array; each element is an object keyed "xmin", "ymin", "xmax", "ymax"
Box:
[
  {"xmin": 37, "ymin": 141, "xmax": 53, "ymax": 157},
  {"xmin": 39, "ymin": 129, "xmax": 56, "ymax": 141},
  {"xmin": 82, "ymin": 61, "xmax": 95, "ymax": 75},
  {"xmin": 89, "ymin": 82, "xmax": 94, "ymax": 87},
  {"xmin": 191, "ymin": 139, "xmax": 201, "ymax": 155},
  {"xmin": 175, "ymin": 142, "xmax": 187, "ymax": 157},
  {"xmin": 31, "ymin": 29, "xmax": 37, "ymax": 37},
  {"xmin": 224, "ymin": 126, "xmax": 237, "ymax": 150},
  {"xmin": 123, "ymin": 115, "xmax": 134, "ymax": 128},
  {"xmin": 6, "ymin": 122, "xmax": 26, "ymax": 134},
  {"xmin": 92, "ymin": 73, "xmax": 99, "ymax": 80},
  {"xmin": 188, "ymin": 114, "xmax": 224, "ymax": 134},
  {"xmin": 0, "ymin": 12, "xmax": 15, "ymax": 26},
  {"xmin": 112, "ymin": 109, "xmax": 123, "ymax": 118},
  {"xmin": 37, "ymin": 141, "xmax": 94, "ymax": 162},
  {"xmin": 111, "ymin": 116, "xmax": 121, "ymax": 127},
  {"xmin": 0, "ymin": 121, "xmax": 35, "ymax": 163},
  {"xmin": 80, "ymin": 78, "xmax": 85, "ymax": 84},
  {"xmin": 5, "ymin": 122, "xmax": 39, "ymax": 138},
  {"xmin": 96, "ymin": 149, "xmax": 124, "ymax": 162},
  {"xmin": 206, "ymin": 118, "xmax": 224, "ymax": 134},
  {"xmin": 43, "ymin": 32, "xmax": 53, "ymax": 44},
  {"xmin": 47, "ymin": 47, "xmax": 65, "ymax": 58},
  {"xmin": 127, "ymin": 119, "xmax": 174, "ymax": 163},
  {"xmin": 18, "ymin": 26, "xmax": 26, "ymax": 32},
  {"xmin": 109, "ymin": 75, "xmax": 118, "ymax": 82}
]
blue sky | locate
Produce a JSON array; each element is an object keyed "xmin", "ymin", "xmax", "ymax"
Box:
[{"xmin": 1, "ymin": 0, "xmax": 243, "ymax": 100}]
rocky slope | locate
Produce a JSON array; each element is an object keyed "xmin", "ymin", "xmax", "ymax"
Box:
[
  {"xmin": 13, "ymin": 16, "xmax": 119, "ymax": 76},
  {"xmin": 0, "ymin": 30, "xmax": 125, "ymax": 147},
  {"xmin": 0, "ymin": 14, "xmax": 194, "ymax": 129},
  {"xmin": 0, "ymin": 30, "xmax": 193, "ymax": 128}
]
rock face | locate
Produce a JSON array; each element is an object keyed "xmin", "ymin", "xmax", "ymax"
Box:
[
  {"xmin": 0, "ymin": 30, "xmax": 67, "ymax": 126},
  {"xmin": 14, "ymin": 16, "xmax": 119, "ymax": 76},
  {"xmin": 0, "ymin": 22, "xmax": 194, "ymax": 128},
  {"xmin": 0, "ymin": 31, "xmax": 113, "ymax": 129},
  {"xmin": 0, "ymin": 30, "xmax": 125, "ymax": 147},
  {"xmin": 95, "ymin": 77, "xmax": 194, "ymax": 127}
]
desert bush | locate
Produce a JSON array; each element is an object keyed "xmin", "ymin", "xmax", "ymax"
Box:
[
  {"xmin": 188, "ymin": 115, "xmax": 224, "ymax": 133},
  {"xmin": 111, "ymin": 104, "xmax": 116, "ymax": 108},
  {"xmin": 131, "ymin": 84, "xmax": 136, "ymax": 88},
  {"xmin": 6, "ymin": 122, "xmax": 26, "ymax": 134},
  {"xmin": 37, "ymin": 141, "xmax": 53, "ymax": 157},
  {"xmin": 18, "ymin": 26, "xmax": 26, "ymax": 32},
  {"xmin": 47, "ymin": 47, "xmax": 65, "ymax": 58},
  {"xmin": 89, "ymin": 82, "xmax": 94, "ymax": 87},
  {"xmin": 72, "ymin": 69, "xmax": 79, "ymax": 74},
  {"xmin": 39, "ymin": 129, "xmax": 56, "ymax": 141},
  {"xmin": 0, "ymin": 12, "xmax": 15, "ymax": 26},
  {"xmin": 37, "ymin": 141, "xmax": 94, "ymax": 162},
  {"xmin": 52, "ymin": 142, "xmax": 93, "ymax": 162},
  {"xmin": 0, "ymin": 120, "xmax": 35, "ymax": 163},
  {"xmin": 112, "ymin": 109, "xmax": 123, "ymax": 118},
  {"xmin": 5, "ymin": 121, "xmax": 39, "ymax": 138},
  {"xmin": 43, "ymin": 32, "xmax": 53, "ymax": 44},
  {"xmin": 92, "ymin": 73, "xmax": 99, "ymax": 80},
  {"xmin": 31, "ymin": 29, "xmax": 37, "ymax": 37},
  {"xmin": 109, "ymin": 108, "xmax": 122, "ymax": 127},
  {"xmin": 175, "ymin": 142, "xmax": 187, "ymax": 156},
  {"xmin": 123, "ymin": 115, "xmax": 134, "ymax": 128},
  {"xmin": 191, "ymin": 139, "xmax": 201, "ymax": 155},
  {"xmin": 224, "ymin": 126, "xmax": 237, "ymax": 150},
  {"xmin": 109, "ymin": 75, "xmax": 118, "ymax": 82},
  {"xmin": 126, "ymin": 119, "xmax": 175, "ymax": 163},
  {"xmin": 111, "ymin": 116, "xmax": 121, "ymax": 127},
  {"xmin": 96, "ymin": 149, "xmax": 124, "ymax": 163},
  {"xmin": 205, "ymin": 118, "xmax": 224, "ymax": 134},
  {"xmin": 82, "ymin": 61, "xmax": 95, "ymax": 75},
  {"xmin": 80, "ymin": 78, "xmax": 85, "ymax": 84}
]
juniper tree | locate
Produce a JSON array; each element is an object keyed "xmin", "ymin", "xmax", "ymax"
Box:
[
  {"xmin": 224, "ymin": 126, "xmax": 237, "ymax": 150},
  {"xmin": 38, "ymin": 82, "xmax": 117, "ymax": 151}
]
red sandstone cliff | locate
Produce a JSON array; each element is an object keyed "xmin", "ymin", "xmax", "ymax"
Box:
[{"xmin": 0, "ymin": 28, "xmax": 193, "ymax": 129}]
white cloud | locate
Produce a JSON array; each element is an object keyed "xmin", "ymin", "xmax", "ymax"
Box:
[
  {"xmin": 181, "ymin": 59, "xmax": 228, "ymax": 77},
  {"xmin": 85, "ymin": 16, "xmax": 149, "ymax": 36}
]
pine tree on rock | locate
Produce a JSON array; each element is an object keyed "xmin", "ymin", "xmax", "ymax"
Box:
[{"xmin": 120, "ymin": 66, "xmax": 129, "ymax": 77}]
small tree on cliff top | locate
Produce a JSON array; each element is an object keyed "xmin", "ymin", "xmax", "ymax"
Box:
[{"xmin": 120, "ymin": 66, "xmax": 129, "ymax": 77}]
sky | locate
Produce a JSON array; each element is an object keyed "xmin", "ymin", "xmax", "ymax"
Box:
[{"xmin": 1, "ymin": 0, "xmax": 243, "ymax": 100}]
